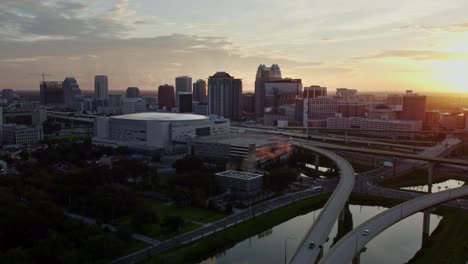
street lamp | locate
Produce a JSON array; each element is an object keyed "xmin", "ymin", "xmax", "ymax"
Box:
[{"xmin": 284, "ymin": 236, "xmax": 297, "ymax": 264}]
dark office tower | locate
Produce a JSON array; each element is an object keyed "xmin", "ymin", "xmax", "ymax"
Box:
[
  {"xmin": 158, "ymin": 84, "xmax": 175, "ymax": 110},
  {"xmin": 2, "ymin": 89, "xmax": 14, "ymax": 101},
  {"xmin": 193, "ymin": 79, "xmax": 207, "ymax": 103},
  {"xmin": 95, "ymin": 75, "xmax": 108, "ymax": 99},
  {"xmin": 63, "ymin": 77, "xmax": 81, "ymax": 97},
  {"xmin": 175, "ymin": 76, "xmax": 192, "ymax": 106},
  {"xmin": 40, "ymin": 81, "xmax": 64, "ymax": 106},
  {"xmin": 255, "ymin": 64, "xmax": 282, "ymax": 121},
  {"xmin": 303, "ymin": 86, "xmax": 327, "ymax": 98},
  {"xmin": 178, "ymin": 92, "xmax": 193, "ymax": 113},
  {"xmin": 126, "ymin": 87, "xmax": 140, "ymax": 98},
  {"xmin": 63, "ymin": 77, "xmax": 80, "ymax": 107},
  {"xmin": 208, "ymin": 72, "xmax": 242, "ymax": 120},
  {"xmin": 242, "ymin": 93, "xmax": 255, "ymax": 114},
  {"xmin": 401, "ymin": 90, "xmax": 427, "ymax": 122}
]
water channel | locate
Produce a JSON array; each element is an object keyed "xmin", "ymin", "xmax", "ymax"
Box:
[{"xmin": 201, "ymin": 203, "xmax": 441, "ymax": 264}]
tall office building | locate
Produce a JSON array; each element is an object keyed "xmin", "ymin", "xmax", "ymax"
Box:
[
  {"xmin": 193, "ymin": 79, "xmax": 207, "ymax": 103},
  {"xmin": 178, "ymin": 92, "xmax": 193, "ymax": 113},
  {"xmin": 303, "ymin": 86, "xmax": 327, "ymax": 98},
  {"xmin": 242, "ymin": 93, "xmax": 255, "ymax": 115},
  {"xmin": 175, "ymin": 76, "xmax": 192, "ymax": 106},
  {"xmin": 126, "ymin": 87, "xmax": 140, "ymax": 98},
  {"xmin": 63, "ymin": 77, "xmax": 80, "ymax": 107},
  {"xmin": 308, "ymin": 96, "xmax": 339, "ymax": 119},
  {"xmin": 255, "ymin": 64, "xmax": 282, "ymax": 121},
  {"xmin": 208, "ymin": 72, "xmax": 242, "ymax": 120},
  {"xmin": 158, "ymin": 84, "xmax": 175, "ymax": 110},
  {"xmin": 94, "ymin": 75, "xmax": 108, "ymax": 99},
  {"xmin": 401, "ymin": 90, "xmax": 426, "ymax": 122},
  {"xmin": 40, "ymin": 81, "xmax": 64, "ymax": 106}
]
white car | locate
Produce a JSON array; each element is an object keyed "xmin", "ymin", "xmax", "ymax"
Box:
[{"xmin": 362, "ymin": 229, "xmax": 370, "ymax": 236}]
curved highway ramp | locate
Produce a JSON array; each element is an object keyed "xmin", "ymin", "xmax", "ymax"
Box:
[
  {"xmin": 289, "ymin": 143, "xmax": 356, "ymax": 264},
  {"xmin": 319, "ymin": 185, "xmax": 468, "ymax": 264}
]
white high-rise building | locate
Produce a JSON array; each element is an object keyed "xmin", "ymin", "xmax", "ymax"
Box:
[
  {"xmin": 175, "ymin": 76, "xmax": 192, "ymax": 106},
  {"xmin": 95, "ymin": 75, "xmax": 108, "ymax": 99}
]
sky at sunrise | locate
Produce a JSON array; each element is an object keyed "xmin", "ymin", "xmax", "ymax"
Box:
[{"xmin": 1, "ymin": 0, "xmax": 468, "ymax": 93}]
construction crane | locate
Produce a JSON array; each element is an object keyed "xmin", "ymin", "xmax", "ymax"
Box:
[{"xmin": 29, "ymin": 72, "xmax": 52, "ymax": 82}]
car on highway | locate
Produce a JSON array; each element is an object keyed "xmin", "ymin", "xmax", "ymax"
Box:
[
  {"xmin": 312, "ymin": 186, "xmax": 323, "ymax": 192},
  {"xmin": 362, "ymin": 229, "xmax": 370, "ymax": 236},
  {"xmin": 309, "ymin": 242, "xmax": 315, "ymax": 249}
]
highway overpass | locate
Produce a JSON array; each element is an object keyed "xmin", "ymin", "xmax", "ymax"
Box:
[
  {"xmin": 289, "ymin": 143, "xmax": 355, "ymax": 264},
  {"xmin": 319, "ymin": 186, "xmax": 468, "ymax": 264},
  {"xmin": 232, "ymin": 126, "xmax": 427, "ymax": 151},
  {"xmin": 296, "ymin": 140, "xmax": 468, "ymax": 167}
]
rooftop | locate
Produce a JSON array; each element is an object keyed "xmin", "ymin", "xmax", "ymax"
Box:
[
  {"xmin": 195, "ymin": 132, "xmax": 285, "ymax": 147},
  {"xmin": 111, "ymin": 112, "xmax": 209, "ymax": 122},
  {"xmin": 216, "ymin": 170, "xmax": 263, "ymax": 180}
]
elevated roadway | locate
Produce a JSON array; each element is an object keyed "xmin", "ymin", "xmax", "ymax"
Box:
[
  {"xmin": 297, "ymin": 140, "xmax": 468, "ymax": 167},
  {"xmin": 319, "ymin": 186, "xmax": 468, "ymax": 264},
  {"xmin": 232, "ymin": 126, "xmax": 427, "ymax": 151},
  {"xmin": 289, "ymin": 143, "xmax": 355, "ymax": 264}
]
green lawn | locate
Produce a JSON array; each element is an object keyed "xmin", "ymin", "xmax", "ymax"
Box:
[
  {"xmin": 142, "ymin": 193, "xmax": 331, "ymax": 264},
  {"xmin": 116, "ymin": 197, "xmax": 225, "ymax": 241},
  {"xmin": 142, "ymin": 197, "xmax": 225, "ymax": 223}
]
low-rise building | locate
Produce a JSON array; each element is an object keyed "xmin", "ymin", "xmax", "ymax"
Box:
[
  {"xmin": 327, "ymin": 117, "xmax": 422, "ymax": 138},
  {"xmin": 1, "ymin": 124, "xmax": 43, "ymax": 145},
  {"xmin": 215, "ymin": 170, "xmax": 263, "ymax": 198},
  {"xmin": 193, "ymin": 132, "xmax": 291, "ymax": 170}
]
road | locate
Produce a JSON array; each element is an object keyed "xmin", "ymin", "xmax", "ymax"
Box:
[
  {"xmin": 232, "ymin": 126, "xmax": 427, "ymax": 151},
  {"xmin": 289, "ymin": 144, "xmax": 355, "ymax": 264},
  {"xmin": 319, "ymin": 185, "xmax": 468, "ymax": 264},
  {"xmin": 112, "ymin": 186, "xmax": 332, "ymax": 263},
  {"xmin": 298, "ymin": 140, "xmax": 468, "ymax": 166}
]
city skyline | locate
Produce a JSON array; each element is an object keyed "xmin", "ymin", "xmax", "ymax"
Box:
[{"xmin": 1, "ymin": 1, "xmax": 468, "ymax": 93}]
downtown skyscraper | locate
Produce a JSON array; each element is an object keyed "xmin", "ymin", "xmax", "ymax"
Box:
[
  {"xmin": 94, "ymin": 75, "xmax": 108, "ymax": 99},
  {"xmin": 255, "ymin": 64, "xmax": 282, "ymax": 122},
  {"xmin": 175, "ymin": 76, "xmax": 192, "ymax": 106},
  {"xmin": 208, "ymin": 72, "xmax": 242, "ymax": 120}
]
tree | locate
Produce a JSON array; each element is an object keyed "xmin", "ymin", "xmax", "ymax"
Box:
[
  {"xmin": 172, "ymin": 155, "xmax": 204, "ymax": 174},
  {"xmin": 161, "ymin": 215, "xmax": 185, "ymax": 234},
  {"xmin": 131, "ymin": 204, "xmax": 159, "ymax": 231}
]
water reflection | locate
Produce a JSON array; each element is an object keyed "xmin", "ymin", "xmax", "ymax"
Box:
[
  {"xmin": 201, "ymin": 204, "xmax": 441, "ymax": 264},
  {"xmin": 401, "ymin": 179, "xmax": 465, "ymax": 193}
]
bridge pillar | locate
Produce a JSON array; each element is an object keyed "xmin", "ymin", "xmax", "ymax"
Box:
[
  {"xmin": 314, "ymin": 154, "xmax": 320, "ymax": 171},
  {"xmin": 422, "ymin": 209, "xmax": 431, "ymax": 245},
  {"xmin": 427, "ymin": 163, "xmax": 434, "ymax": 194},
  {"xmin": 352, "ymin": 252, "xmax": 361, "ymax": 264}
]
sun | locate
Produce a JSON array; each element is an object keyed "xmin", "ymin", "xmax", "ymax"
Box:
[{"xmin": 428, "ymin": 36, "xmax": 468, "ymax": 93}]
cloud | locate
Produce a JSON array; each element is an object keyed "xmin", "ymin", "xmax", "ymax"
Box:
[
  {"xmin": 353, "ymin": 50, "xmax": 468, "ymax": 61},
  {"xmin": 401, "ymin": 22, "xmax": 468, "ymax": 33},
  {"xmin": 0, "ymin": 0, "xmax": 132, "ymax": 40},
  {"xmin": 0, "ymin": 34, "xmax": 319, "ymax": 90}
]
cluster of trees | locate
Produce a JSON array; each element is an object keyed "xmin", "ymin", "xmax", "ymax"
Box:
[
  {"xmin": 0, "ymin": 183, "xmax": 132, "ymax": 263},
  {"xmin": 170, "ymin": 155, "xmax": 217, "ymax": 207}
]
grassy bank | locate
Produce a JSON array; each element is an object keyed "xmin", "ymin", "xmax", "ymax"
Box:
[
  {"xmin": 143, "ymin": 193, "xmax": 331, "ymax": 263},
  {"xmin": 138, "ymin": 192, "xmax": 466, "ymax": 264},
  {"xmin": 408, "ymin": 208, "xmax": 468, "ymax": 264}
]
